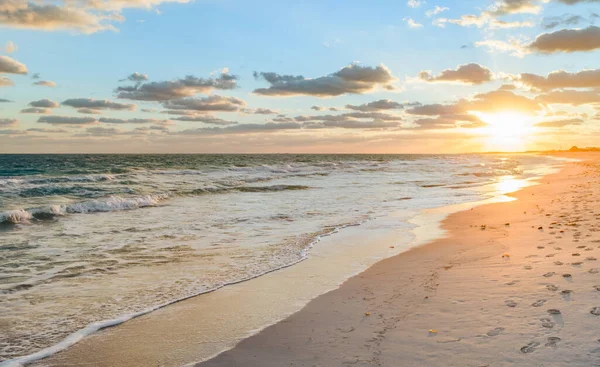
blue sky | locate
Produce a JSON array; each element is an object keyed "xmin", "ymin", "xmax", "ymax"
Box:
[{"xmin": 1, "ymin": 0, "xmax": 599, "ymax": 153}]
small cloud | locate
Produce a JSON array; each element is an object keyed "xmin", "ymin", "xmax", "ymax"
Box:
[
  {"xmin": 404, "ymin": 17, "xmax": 423, "ymax": 28},
  {"xmin": 33, "ymin": 80, "xmax": 57, "ymax": 87},
  {"xmin": 121, "ymin": 72, "xmax": 149, "ymax": 82},
  {"xmin": 0, "ymin": 56, "xmax": 28, "ymax": 74},
  {"xmin": 38, "ymin": 116, "xmax": 97, "ymax": 125},
  {"xmin": 426, "ymin": 6, "xmax": 449, "ymax": 17},
  {"xmin": 4, "ymin": 41, "xmax": 17, "ymax": 54},
  {"xmin": 31, "ymin": 73, "xmax": 41, "ymax": 80},
  {"xmin": 62, "ymin": 98, "xmax": 136, "ymax": 111},
  {"xmin": 0, "ymin": 77, "xmax": 14, "ymax": 87},
  {"xmin": 21, "ymin": 107, "xmax": 50, "ymax": 114},
  {"xmin": 29, "ymin": 99, "xmax": 59, "ymax": 108},
  {"xmin": 0, "ymin": 118, "xmax": 18, "ymax": 127},
  {"xmin": 407, "ymin": 0, "xmax": 425, "ymax": 8},
  {"xmin": 417, "ymin": 63, "xmax": 494, "ymax": 85}
]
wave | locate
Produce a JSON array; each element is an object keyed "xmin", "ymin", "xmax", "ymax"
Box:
[
  {"xmin": 0, "ymin": 185, "xmax": 310, "ymax": 226},
  {"xmin": 0, "ymin": 194, "xmax": 170, "ymax": 225},
  {"xmin": 0, "ymin": 219, "xmax": 366, "ymax": 367}
]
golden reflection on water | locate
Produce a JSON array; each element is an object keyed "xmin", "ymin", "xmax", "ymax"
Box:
[{"xmin": 495, "ymin": 175, "xmax": 529, "ymax": 195}]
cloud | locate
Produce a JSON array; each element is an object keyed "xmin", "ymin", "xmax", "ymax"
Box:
[
  {"xmin": 412, "ymin": 115, "xmax": 487, "ymax": 130},
  {"xmin": 408, "ymin": 90, "xmax": 542, "ymax": 117},
  {"xmin": 4, "ymin": 40, "xmax": 16, "ymax": 53},
  {"xmin": 253, "ymin": 63, "xmax": 397, "ymax": 97},
  {"xmin": 77, "ymin": 108, "xmax": 103, "ymax": 114},
  {"xmin": 407, "ymin": 0, "xmax": 424, "ymax": 7},
  {"xmin": 62, "ymin": 98, "xmax": 136, "ymax": 111},
  {"xmin": 536, "ymin": 90, "xmax": 600, "ymax": 105},
  {"xmin": 404, "ymin": 17, "xmax": 423, "ymax": 28},
  {"xmin": 0, "ymin": 55, "xmax": 27, "ymax": 74},
  {"xmin": 0, "ymin": 118, "xmax": 17, "ymax": 127},
  {"xmin": 116, "ymin": 73, "xmax": 238, "ymax": 101},
  {"xmin": 418, "ymin": 63, "xmax": 494, "ymax": 85},
  {"xmin": 0, "ymin": 76, "xmax": 14, "ymax": 86},
  {"xmin": 122, "ymin": 72, "xmax": 148, "ymax": 82},
  {"xmin": 162, "ymin": 95, "xmax": 245, "ymax": 112},
  {"xmin": 180, "ymin": 122, "xmax": 303, "ymax": 135},
  {"xmin": 33, "ymin": 80, "xmax": 57, "ymax": 87},
  {"xmin": 475, "ymin": 38, "xmax": 529, "ymax": 58},
  {"xmin": 0, "ymin": 0, "xmax": 193, "ymax": 34},
  {"xmin": 426, "ymin": 6, "xmax": 449, "ymax": 17},
  {"xmin": 529, "ymin": 26, "xmax": 600, "ymax": 53},
  {"xmin": 542, "ymin": 14, "xmax": 586, "ymax": 30},
  {"xmin": 515, "ymin": 69, "xmax": 600, "ymax": 91},
  {"xmin": 251, "ymin": 108, "xmax": 278, "ymax": 115},
  {"xmin": 21, "ymin": 107, "xmax": 50, "ymax": 114},
  {"xmin": 535, "ymin": 118, "xmax": 584, "ymax": 127},
  {"xmin": 346, "ymin": 99, "xmax": 404, "ymax": 112},
  {"xmin": 172, "ymin": 115, "xmax": 237, "ymax": 125},
  {"xmin": 99, "ymin": 117, "xmax": 168, "ymax": 124},
  {"xmin": 30, "ymin": 99, "xmax": 59, "ymax": 108},
  {"xmin": 27, "ymin": 127, "xmax": 68, "ymax": 133},
  {"xmin": 311, "ymin": 106, "xmax": 324, "ymax": 111},
  {"xmin": 0, "ymin": 98, "xmax": 11, "ymax": 102},
  {"xmin": 38, "ymin": 115, "xmax": 97, "ymax": 125}
]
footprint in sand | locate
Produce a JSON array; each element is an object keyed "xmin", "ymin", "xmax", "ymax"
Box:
[
  {"xmin": 594, "ymin": 286, "xmax": 600, "ymax": 291},
  {"xmin": 563, "ymin": 274, "xmax": 572, "ymax": 279},
  {"xmin": 505, "ymin": 300, "xmax": 518, "ymax": 307},
  {"xmin": 589, "ymin": 269, "xmax": 599, "ymax": 274},
  {"xmin": 546, "ymin": 254, "xmax": 556, "ymax": 258},
  {"xmin": 554, "ymin": 261, "xmax": 564, "ymax": 266},
  {"xmin": 573, "ymin": 253, "xmax": 581, "ymax": 256},
  {"xmin": 486, "ymin": 327, "xmax": 505, "ymax": 337},
  {"xmin": 540, "ymin": 318, "xmax": 555, "ymax": 328},
  {"xmin": 547, "ymin": 309, "xmax": 561, "ymax": 315},
  {"xmin": 591, "ymin": 307, "xmax": 600, "ymax": 316},
  {"xmin": 521, "ymin": 341, "xmax": 541, "ymax": 353},
  {"xmin": 545, "ymin": 337, "xmax": 561, "ymax": 348},
  {"xmin": 538, "ymin": 246, "xmax": 545, "ymax": 249},
  {"xmin": 572, "ymin": 262, "xmax": 584, "ymax": 266},
  {"xmin": 561, "ymin": 290, "xmax": 573, "ymax": 295},
  {"xmin": 577, "ymin": 245, "xmax": 587, "ymax": 249},
  {"xmin": 505, "ymin": 281, "xmax": 519, "ymax": 286},
  {"xmin": 554, "ymin": 247, "xmax": 563, "ymax": 250},
  {"xmin": 587, "ymin": 257, "xmax": 597, "ymax": 261},
  {"xmin": 543, "ymin": 272, "xmax": 556, "ymax": 278},
  {"xmin": 532, "ymin": 300, "xmax": 547, "ymax": 307},
  {"xmin": 524, "ymin": 266, "xmax": 532, "ymax": 270},
  {"xmin": 547, "ymin": 285, "xmax": 559, "ymax": 291}
]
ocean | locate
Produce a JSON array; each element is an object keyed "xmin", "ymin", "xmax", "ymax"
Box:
[{"xmin": 0, "ymin": 154, "xmax": 565, "ymax": 364}]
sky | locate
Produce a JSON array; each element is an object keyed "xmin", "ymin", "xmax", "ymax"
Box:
[{"xmin": 0, "ymin": 0, "xmax": 599, "ymax": 153}]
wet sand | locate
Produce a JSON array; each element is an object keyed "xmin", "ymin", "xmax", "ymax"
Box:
[
  {"xmin": 199, "ymin": 153, "xmax": 600, "ymax": 367},
  {"xmin": 33, "ymin": 153, "xmax": 600, "ymax": 367}
]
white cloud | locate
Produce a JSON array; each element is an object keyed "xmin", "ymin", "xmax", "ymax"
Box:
[{"xmin": 404, "ymin": 17, "xmax": 423, "ymax": 28}]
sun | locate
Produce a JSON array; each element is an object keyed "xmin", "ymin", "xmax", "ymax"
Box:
[{"xmin": 475, "ymin": 111, "xmax": 535, "ymax": 152}]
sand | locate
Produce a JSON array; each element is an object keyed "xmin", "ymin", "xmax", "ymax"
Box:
[{"xmin": 32, "ymin": 153, "xmax": 600, "ymax": 367}]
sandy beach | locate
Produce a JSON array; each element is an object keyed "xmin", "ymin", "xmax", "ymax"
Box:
[{"xmin": 29, "ymin": 153, "xmax": 600, "ymax": 367}]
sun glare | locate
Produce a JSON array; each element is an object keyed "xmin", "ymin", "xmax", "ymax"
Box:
[{"xmin": 476, "ymin": 112, "xmax": 535, "ymax": 152}]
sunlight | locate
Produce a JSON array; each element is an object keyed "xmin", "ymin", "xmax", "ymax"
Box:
[
  {"xmin": 476, "ymin": 112, "xmax": 535, "ymax": 152},
  {"xmin": 495, "ymin": 175, "xmax": 529, "ymax": 195}
]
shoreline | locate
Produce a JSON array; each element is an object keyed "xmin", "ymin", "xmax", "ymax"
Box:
[
  {"xmin": 198, "ymin": 153, "xmax": 600, "ymax": 366},
  {"xmin": 12, "ymin": 153, "xmax": 574, "ymax": 366}
]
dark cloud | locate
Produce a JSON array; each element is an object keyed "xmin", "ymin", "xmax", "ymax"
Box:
[
  {"xmin": 21, "ymin": 107, "xmax": 50, "ymax": 114},
  {"xmin": 99, "ymin": 118, "xmax": 169, "ymax": 124},
  {"xmin": 411, "ymin": 115, "xmax": 487, "ymax": 130},
  {"xmin": 162, "ymin": 95, "xmax": 245, "ymax": 112},
  {"xmin": 122, "ymin": 72, "xmax": 148, "ymax": 82},
  {"xmin": 180, "ymin": 122, "xmax": 303, "ymax": 135},
  {"xmin": 529, "ymin": 26, "xmax": 600, "ymax": 53},
  {"xmin": 0, "ymin": 98, "xmax": 12, "ymax": 102},
  {"xmin": 29, "ymin": 99, "xmax": 59, "ymax": 108},
  {"xmin": 252, "ymin": 108, "xmax": 278, "ymax": 115},
  {"xmin": 535, "ymin": 118, "xmax": 584, "ymax": 127},
  {"xmin": 0, "ymin": 118, "xmax": 18, "ymax": 127},
  {"xmin": 38, "ymin": 116, "xmax": 97, "ymax": 125},
  {"xmin": 311, "ymin": 106, "xmax": 324, "ymax": 111},
  {"xmin": 418, "ymin": 63, "xmax": 494, "ymax": 85},
  {"xmin": 346, "ymin": 99, "xmax": 404, "ymax": 112},
  {"xmin": 116, "ymin": 73, "xmax": 239, "ymax": 101},
  {"xmin": 172, "ymin": 115, "xmax": 237, "ymax": 125},
  {"xmin": 27, "ymin": 127, "xmax": 68, "ymax": 133},
  {"xmin": 516, "ymin": 69, "xmax": 600, "ymax": 91},
  {"xmin": 62, "ymin": 98, "xmax": 136, "ymax": 111},
  {"xmin": 33, "ymin": 80, "xmax": 56, "ymax": 87},
  {"xmin": 0, "ymin": 55, "xmax": 27, "ymax": 74},
  {"xmin": 253, "ymin": 64, "xmax": 396, "ymax": 97}
]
